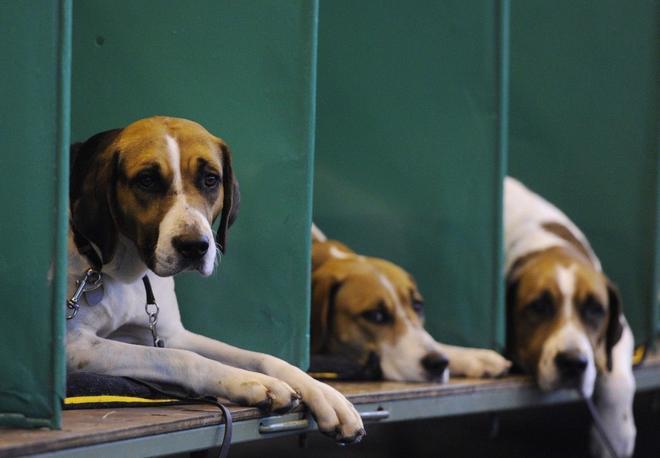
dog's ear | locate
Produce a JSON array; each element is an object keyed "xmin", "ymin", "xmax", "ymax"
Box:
[
  {"xmin": 216, "ymin": 142, "xmax": 240, "ymax": 254},
  {"xmin": 311, "ymin": 270, "xmax": 343, "ymax": 354},
  {"xmin": 70, "ymin": 129, "xmax": 123, "ymax": 265},
  {"xmin": 504, "ymin": 274, "xmax": 520, "ymax": 362},
  {"xmin": 605, "ymin": 280, "xmax": 624, "ymax": 372},
  {"xmin": 311, "ymin": 240, "xmax": 355, "ymax": 272}
]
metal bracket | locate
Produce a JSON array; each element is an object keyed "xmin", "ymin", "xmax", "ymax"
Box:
[
  {"xmin": 258, "ymin": 413, "xmax": 310, "ymax": 434},
  {"xmin": 360, "ymin": 408, "xmax": 390, "ymax": 422}
]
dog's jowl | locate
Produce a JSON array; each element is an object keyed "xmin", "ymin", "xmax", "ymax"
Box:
[
  {"xmin": 67, "ymin": 116, "xmax": 364, "ymax": 443},
  {"xmin": 505, "ymin": 177, "xmax": 636, "ymax": 457}
]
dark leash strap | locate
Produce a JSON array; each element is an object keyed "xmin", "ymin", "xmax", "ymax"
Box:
[
  {"xmin": 143, "ymin": 274, "xmax": 156, "ymax": 305},
  {"xmin": 577, "ymin": 389, "xmax": 620, "ymax": 458},
  {"xmin": 127, "ymin": 378, "xmax": 233, "ymax": 458},
  {"xmin": 142, "ymin": 275, "xmax": 165, "ymax": 348}
]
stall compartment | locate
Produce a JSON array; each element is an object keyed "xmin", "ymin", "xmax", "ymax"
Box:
[
  {"xmin": 0, "ymin": 0, "xmax": 71, "ymax": 428},
  {"xmin": 313, "ymin": 0, "xmax": 509, "ymax": 350},
  {"xmin": 508, "ymin": 0, "xmax": 659, "ymax": 344},
  {"xmin": 72, "ymin": 0, "xmax": 318, "ymax": 368}
]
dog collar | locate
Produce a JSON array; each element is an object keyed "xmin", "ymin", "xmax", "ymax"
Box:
[{"xmin": 69, "ymin": 221, "xmax": 164, "ymax": 348}]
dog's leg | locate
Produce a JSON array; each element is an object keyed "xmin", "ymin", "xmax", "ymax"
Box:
[
  {"xmin": 589, "ymin": 323, "xmax": 636, "ymax": 458},
  {"xmin": 67, "ymin": 330, "xmax": 300, "ymax": 413},
  {"xmin": 168, "ymin": 329, "xmax": 365, "ymax": 443},
  {"xmin": 435, "ymin": 343, "xmax": 511, "ymax": 378}
]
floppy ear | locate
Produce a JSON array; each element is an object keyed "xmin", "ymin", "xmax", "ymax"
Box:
[
  {"xmin": 216, "ymin": 142, "xmax": 240, "ymax": 254},
  {"xmin": 311, "ymin": 240, "xmax": 355, "ymax": 272},
  {"xmin": 311, "ymin": 270, "xmax": 343, "ymax": 354},
  {"xmin": 605, "ymin": 280, "xmax": 624, "ymax": 371},
  {"xmin": 70, "ymin": 129, "xmax": 122, "ymax": 266},
  {"xmin": 504, "ymin": 274, "xmax": 520, "ymax": 361}
]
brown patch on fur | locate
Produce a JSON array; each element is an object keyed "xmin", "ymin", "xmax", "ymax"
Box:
[
  {"xmin": 541, "ymin": 222, "xmax": 593, "ymax": 263},
  {"xmin": 311, "ymin": 240, "xmax": 424, "ymax": 360}
]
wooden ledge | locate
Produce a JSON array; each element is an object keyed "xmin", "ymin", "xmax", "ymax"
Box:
[{"xmin": 1, "ymin": 352, "xmax": 658, "ymax": 457}]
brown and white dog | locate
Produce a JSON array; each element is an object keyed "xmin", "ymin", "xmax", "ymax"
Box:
[
  {"xmin": 505, "ymin": 177, "xmax": 636, "ymax": 457},
  {"xmin": 66, "ymin": 117, "xmax": 364, "ymax": 443},
  {"xmin": 311, "ymin": 225, "xmax": 511, "ymax": 382}
]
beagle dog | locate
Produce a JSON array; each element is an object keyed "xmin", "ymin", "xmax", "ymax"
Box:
[
  {"xmin": 505, "ymin": 177, "xmax": 636, "ymax": 457},
  {"xmin": 67, "ymin": 117, "xmax": 364, "ymax": 443},
  {"xmin": 311, "ymin": 225, "xmax": 511, "ymax": 382}
]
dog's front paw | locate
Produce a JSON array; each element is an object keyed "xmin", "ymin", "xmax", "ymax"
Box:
[
  {"xmin": 589, "ymin": 419, "xmax": 635, "ymax": 458},
  {"xmin": 301, "ymin": 380, "xmax": 365, "ymax": 444},
  {"xmin": 449, "ymin": 349, "xmax": 511, "ymax": 378},
  {"xmin": 223, "ymin": 372, "xmax": 301, "ymax": 414}
]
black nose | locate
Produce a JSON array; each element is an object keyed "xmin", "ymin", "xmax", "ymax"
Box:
[
  {"xmin": 554, "ymin": 351, "xmax": 588, "ymax": 378},
  {"xmin": 421, "ymin": 352, "xmax": 449, "ymax": 377},
  {"xmin": 172, "ymin": 236, "xmax": 209, "ymax": 261}
]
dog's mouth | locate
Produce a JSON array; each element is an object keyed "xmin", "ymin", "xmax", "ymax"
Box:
[
  {"xmin": 151, "ymin": 257, "xmax": 209, "ymax": 277},
  {"xmin": 147, "ymin": 233, "xmax": 217, "ymax": 277}
]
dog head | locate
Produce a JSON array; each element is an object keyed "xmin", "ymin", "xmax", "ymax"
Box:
[
  {"xmin": 311, "ymin": 240, "xmax": 449, "ymax": 382},
  {"xmin": 70, "ymin": 116, "xmax": 240, "ymax": 278},
  {"xmin": 506, "ymin": 246, "xmax": 623, "ymax": 396}
]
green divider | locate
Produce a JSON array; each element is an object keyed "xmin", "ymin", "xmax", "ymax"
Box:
[
  {"xmin": 72, "ymin": 0, "xmax": 318, "ymax": 368},
  {"xmin": 0, "ymin": 0, "xmax": 71, "ymax": 428},
  {"xmin": 509, "ymin": 0, "xmax": 659, "ymax": 343},
  {"xmin": 314, "ymin": 0, "xmax": 509, "ymax": 349}
]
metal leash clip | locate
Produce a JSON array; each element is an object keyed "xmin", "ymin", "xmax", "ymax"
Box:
[
  {"xmin": 66, "ymin": 269, "xmax": 103, "ymax": 320},
  {"xmin": 145, "ymin": 301, "xmax": 164, "ymax": 347}
]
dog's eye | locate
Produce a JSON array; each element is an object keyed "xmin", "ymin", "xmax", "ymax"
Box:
[
  {"xmin": 524, "ymin": 292, "xmax": 554, "ymax": 318},
  {"xmin": 361, "ymin": 308, "xmax": 392, "ymax": 325},
  {"xmin": 137, "ymin": 172, "xmax": 158, "ymax": 191},
  {"xmin": 581, "ymin": 296, "xmax": 606, "ymax": 322},
  {"xmin": 412, "ymin": 301, "xmax": 424, "ymax": 315},
  {"xmin": 204, "ymin": 173, "xmax": 220, "ymax": 188}
]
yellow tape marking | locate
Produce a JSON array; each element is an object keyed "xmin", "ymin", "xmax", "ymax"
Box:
[{"xmin": 64, "ymin": 395, "xmax": 178, "ymax": 405}]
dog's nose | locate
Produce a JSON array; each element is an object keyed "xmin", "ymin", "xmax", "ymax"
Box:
[
  {"xmin": 421, "ymin": 352, "xmax": 449, "ymax": 377},
  {"xmin": 172, "ymin": 236, "xmax": 209, "ymax": 260},
  {"xmin": 554, "ymin": 350, "xmax": 588, "ymax": 378}
]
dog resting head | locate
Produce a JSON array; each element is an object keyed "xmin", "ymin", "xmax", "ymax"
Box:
[
  {"xmin": 506, "ymin": 245, "xmax": 623, "ymax": 396},
  {"xmin": 70, "ymin": 116, "xmax": 240, "ymax": 278},
  {"xmin": 311, "ymin": 240, "xmax": 449, "ymax": 382}
]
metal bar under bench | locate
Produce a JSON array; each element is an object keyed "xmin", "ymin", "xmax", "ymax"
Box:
[{"xmin": 1, "ymin": 352, "xmax": 659, "ymax": 458}]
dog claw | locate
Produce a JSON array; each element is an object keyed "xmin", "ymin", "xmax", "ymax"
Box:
[
  {"xmin": 337, "ymin": 427, "xmax": 366, "ymax": 445},
  {"xmin": 255, "ymin": 394, "xmax": 273, "ymax": 412}
]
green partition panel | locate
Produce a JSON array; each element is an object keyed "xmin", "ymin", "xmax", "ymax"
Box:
[
  {"xmin": 314, "ymin": 0, "xmax": 509, "ymax": 349},
  {"xmin": 509, "ymin": 0, "xmax": 659, "ymax": 343},
  {"xmin": 72, "ymin": 0, "xmax": 318, "ymax": 368},
  {"xmin": 0, "ymin": 1, "xmax": 71, "ymax": 428}
]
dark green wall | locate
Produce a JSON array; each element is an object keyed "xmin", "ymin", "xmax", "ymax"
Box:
[
  {"xmin": 509, "ymin": 0, "xmax": 659, "ymax": 343},
  {"xmin": 0, "ymin": 1, "xmax": 70, "ymax": 428},
  {"xmin": 72, "ymin": 0, "xmax": 318, "ymax": 368},
  {"xmin": 314, "ymin": 0, "xmax": 508, "ymax": 349}
]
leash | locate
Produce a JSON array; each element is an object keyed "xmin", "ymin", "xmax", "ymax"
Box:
[
  {"xmin": 142, "ymin": 275, "xmax": 164, "ymax": 347},
  {"xmin": 126, "ymin": 378, "xmax": 233, "ymax": 458},
  {"xmin": 577, "ymin": 389, "xmax": 620, "ymax": 458}
]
